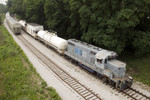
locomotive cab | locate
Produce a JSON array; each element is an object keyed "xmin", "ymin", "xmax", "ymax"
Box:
[
  {"xmin": 95, "ymin": 50, "xmax": 117, "ymax": 70},
  {"xmin": 95, "ymin": 50, "xmax": 133, "ymax": 90},
  {"xmin": 95, "ymin": 58, "xmax": 104, "ymax": 69}
]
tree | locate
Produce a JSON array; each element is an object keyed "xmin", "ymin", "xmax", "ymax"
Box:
[
  {"xmin": 6, "ymin": 0, "xmax": 25, "ymax": 19},
  {"xmin": 67, "ymin": 0, "xmax": 82, "ymax": 39},
  {"xmin": 0, "ymin": 4, "xmax": 7, "ymax": 13},
  {"xmin": 6, "ymin": 0, "xmax": 150, "ymax": 55},
  {"xmin": 44, "ymin": 0, "xmax": 70, "ymax": 38}
]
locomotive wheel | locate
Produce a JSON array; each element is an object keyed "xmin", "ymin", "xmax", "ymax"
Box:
[
  {"xmin": 102, "ymin": 77, "xmax": 107, "ymax": 83},
  {"xmin": 110, "ymin": 80, "xmax": 116, "ymax": 87}
]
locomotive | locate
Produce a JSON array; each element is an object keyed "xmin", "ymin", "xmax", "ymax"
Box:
[
  {"xmin": 65, "ymin": 39, "xmax": 133, "ymax": 90},
  {"xmin": 19, "ymin": 19, "xmax": 133, "ymax": 90}
]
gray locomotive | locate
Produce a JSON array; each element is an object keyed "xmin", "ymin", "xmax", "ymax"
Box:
[
  {"xmin": 65, "ymin": 39, "xmax": 133, "ymax": 90},
  {"xmin": 6, "ymin": 12, "xmax": 21, "ymax": 35}
]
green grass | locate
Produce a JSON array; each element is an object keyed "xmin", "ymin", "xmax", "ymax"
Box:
[
  {"xmin": 0, "ymin": 15, "xmax": 61, "ymax": 100},
  {"xmin": 120, "ymin": 53, "xmax": 150, "ymax": 86},
  {"xmin": 0, "ymin": 13, "xmax": 5, "ymax": 24}
]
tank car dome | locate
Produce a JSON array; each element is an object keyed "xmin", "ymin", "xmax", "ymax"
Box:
[{"xmin": 19, "ymin": 20, "xmax": 26, "ymax": 27}]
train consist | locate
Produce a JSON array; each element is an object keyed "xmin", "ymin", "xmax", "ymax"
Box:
[
  {"xmin": 19, "ymin": 20, "xmax": 68, "ymax": 54},
  {"xmin": 6, "ymin": 14, "xmax": 133, "ymax": 90},
  {"xmin": 6, "ymin": 12, "xmax": 21, "ymax": 35}
]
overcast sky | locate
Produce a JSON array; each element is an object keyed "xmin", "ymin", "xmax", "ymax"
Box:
[{"xmin": 0, "ymin": 0, "xmax": 7, "ymax": 5}]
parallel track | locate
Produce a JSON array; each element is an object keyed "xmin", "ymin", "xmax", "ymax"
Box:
[{"xmin": 17, "ymin": 35, "xmax": 102, "ymax": 100}]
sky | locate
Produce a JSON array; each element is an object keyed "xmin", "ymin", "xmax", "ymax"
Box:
[{"xmin": 0, "ymin": 0, "xmax": 7, "ymax": 5}]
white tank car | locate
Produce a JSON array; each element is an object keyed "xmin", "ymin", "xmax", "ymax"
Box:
[
  {"xmin": 37, "ymin": 30, "xmax": 68, "ymax": 54},
  {"xmin": 19, "ymin": 20, "xmax": 44, "ymax": 38}
]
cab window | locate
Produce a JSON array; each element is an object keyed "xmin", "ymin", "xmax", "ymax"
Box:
[
  {"xmin": 97, "ymin": 59, "xmax": 102, "ymax": 64},
  {"xmin": 33, "ymin": 30, "xmax": 39, "ymax": 34},
  {"xmin": 33, "ymin": 30, "xmax": 36, "ymax": 33},
  {"xmin": 104, "ymin": 59, "xmax": 107, "ymax": 63}
]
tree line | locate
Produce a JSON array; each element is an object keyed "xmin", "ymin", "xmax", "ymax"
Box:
[
  {"xmin": 0, "ymin": 3, "xmax": 7, "ymax": 14},
  {"xmin": 0, "ymin": 3, "xmax": 7, "ymax": 25},
  {"xmin": 7, "ymin": 0, "xmax": 150, "ymax": 56}
]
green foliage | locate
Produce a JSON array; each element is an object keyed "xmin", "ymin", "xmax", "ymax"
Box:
[
  {"xmin": 132, "ymin": 31, "xmax": 150, "ymax": 55},
  {"xmin": 0, "ymin": 22, "xmax": 61, "ymax": 99},
  {"xmin": 0, "ymin": 16, "xmax": 1, "ymax": 25},
  {"xmin": 120, "ymin": 53, "xmax": 150, "ymax": 86},
  {"xmin": 47, "ymin": 87, "xmax": 61, "ymax": 100},
  {"xmin": 0, "ymin": 4, "xmax": 7, "ymax": 14},
  {"xmin": 23, "ymin": 0, "xmax": 46, "ymax": 25},
  {"xmin": 6, "ymin": 0, "xmax": 150, "ymax": 55},
  {"xmin": 44, "ymin": 0, "xmax": 70, "ymax": 37},
  {"xmin": 41, "ymin": 81, "xmax": 47, "ymax": 89},
  {"xmin": 67, "ymin": 0, "xmax": 82, "ymax": 39},
  {"xmin": 0, "ymin": 13, "xmax": 5, "ymax": 26}
]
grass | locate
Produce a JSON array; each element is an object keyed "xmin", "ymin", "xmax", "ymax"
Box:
[
  {"xmin": 0, "ymin": 13, "xmax": 5, "ymax": 24},
  {"xmin": 120, "ymin": 52, "xmax": 150, "ymax": 86},
  {"xmin": 0, "ymin": 14, "xmax": 61, "ymax": 100}
]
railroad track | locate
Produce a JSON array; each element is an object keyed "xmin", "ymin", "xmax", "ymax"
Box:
[
  {"xmin": 17, "ymin": 35, "xmax": 102, "ymax": 100},
  {"xmin": 122, "ymin": 87, "xmax": 150, "ymax": 100},
  {"xmin": 68, "ymin": 60, "xmax": 150, "ymax": 100},
  {"xmin": 78, "ymin": 67, "xmax": 150, "ymax": 100},
  {"xmin": 76, "ymin": 65, "xmax": 150, "ymax": 100},
  {"xmin": 17, "ymin": 34, "xmax": 150, "ymax": 100}
]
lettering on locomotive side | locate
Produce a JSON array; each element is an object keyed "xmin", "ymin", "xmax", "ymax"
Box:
[
  {"xmin": 75, "ymin": 48, "xmax": 82, "ymax": 56},
  {"xmin": 75, "ymin": 48, "xmax": 87, "ymax": 58}
]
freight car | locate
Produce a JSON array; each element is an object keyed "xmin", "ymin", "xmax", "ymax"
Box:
[
  {"xmin": 37, "ymin": 30, "xmax": 68, "ymax": 54},
  {"xmin": 19, "ymin": 20, "xmax": 44, "ymax": 38},
  {"xmin": 6, "ymin": 12, "xmax": 21, "ymax": 35},
  {"xmin": 19, "ymin": 20, "xmax": 68, "ymax": 54},
  {"xmin": 19, "ymin": 20, "xmax": 133, "ymax": 90}
]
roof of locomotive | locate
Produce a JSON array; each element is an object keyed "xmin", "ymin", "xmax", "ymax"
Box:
[
  {"xmin": 68, "ymin": 39, "xmax": 117, "ymax": 59},
  {"xmin": 27, "ymin": 23, "xmax": 43, "ymax": 27},
  {"xmin": 68, "ymin": 39, "xmax": 102, "ymax": 53},
  {"xmin": 96, "ymin": 50, "xmax": 117, "ymax": 59}
]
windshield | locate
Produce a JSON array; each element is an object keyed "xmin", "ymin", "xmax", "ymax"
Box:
[
  {"xmin": 108, "ymin": 56, "xmax": 117, "ymax": 61},
  {"xmin": 97, "ymin": 58, "xmax": 102, "ymax": 64}
]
